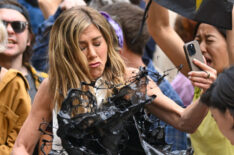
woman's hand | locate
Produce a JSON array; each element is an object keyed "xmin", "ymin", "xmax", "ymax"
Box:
[{"xmin": 188, "ymin": 58, "xmax": 217, "ymax": 92}]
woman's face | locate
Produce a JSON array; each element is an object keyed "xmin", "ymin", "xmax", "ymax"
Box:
[
  {"xmin": 0, "ymin": 8, "xmax": 30, "ymax": 58},
  {"xmin": 210, "ymin": 107, "xmax": 234, "ymax": 145},
  {"xmin": 195, "ymin": 24, "xmax": 229, "ymax": 74},
  {"xmin": 79, "ymin": 24, "xmax": 108, "ymax": 79}
]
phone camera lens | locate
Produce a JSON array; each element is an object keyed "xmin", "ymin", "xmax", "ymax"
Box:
[{"xmin": 188, "ymin": 44, "xmax": 196, "ymax": 56}]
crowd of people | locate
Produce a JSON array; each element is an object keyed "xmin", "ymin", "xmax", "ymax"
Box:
[{"xmin": 0, "ymin": 0, "xmax": 233, "ymax": 154}]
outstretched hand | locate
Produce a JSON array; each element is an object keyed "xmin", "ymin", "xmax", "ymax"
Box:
[{"xmin": 188, "ymin": 58, "xmax": 217, "ymax": 92}]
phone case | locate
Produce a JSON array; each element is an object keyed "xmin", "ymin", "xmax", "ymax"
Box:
[{"xmin": 183, "ymin": 40, "xmax": 204, "ymax": 71}]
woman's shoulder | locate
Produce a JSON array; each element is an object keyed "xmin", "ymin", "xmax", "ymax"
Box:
[
  {"xmin": 37, "ymin": 78, "xmax": 51, "ymax": 95},
  {"xmin": 34, "ymin": 77, "xmax": 55, "ymax": 110},
  {"xmin": 125, "ymin": 67, "xmax": 139, "ymax": 79}
]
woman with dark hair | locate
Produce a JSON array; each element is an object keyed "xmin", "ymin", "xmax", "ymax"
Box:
[
  {"xmin": 146, "ymin": 1, "xmax": 234, "ymax": 154},
  {"xmin": 201, "ymin": 65, "xmax": 234, "ymax": 145}
]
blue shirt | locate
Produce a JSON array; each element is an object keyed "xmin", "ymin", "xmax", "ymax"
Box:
[
  {"xmin": 143, "ymin": 58, "xmax": 187, "ymax": 151},
  {"xmin": 18, "ymin": 0, "xmax": 45, "ymax": 35},
  {"xmin": 31, "ymin": 8, "xmax": 62, "ymax": 72}
]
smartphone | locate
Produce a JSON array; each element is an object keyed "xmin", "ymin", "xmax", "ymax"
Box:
[{"xmin": 183, "ymin": 40, "xmax": 205, "ymax": 71}]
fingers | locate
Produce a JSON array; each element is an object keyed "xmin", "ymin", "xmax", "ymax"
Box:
[
  {"xmin": 192, "ymin": 58, "xmax": 213, "ymax": 72},
  {"xmin": 188, "ymin": 76, "xmax": 213, "ymax": 90},
  {"xmin": 188, "ymin": 65, "xmax": 217, "ymax": 92}
]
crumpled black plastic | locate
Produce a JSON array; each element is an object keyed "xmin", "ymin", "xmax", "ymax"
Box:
[{"xmin": 41, "ymin": 67, "xmax": 192, "ymax": 155}]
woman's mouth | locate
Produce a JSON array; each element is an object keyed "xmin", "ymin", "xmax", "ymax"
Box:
[
  {"xmin": 89, "ymin": 62, "xmax": 101, "ymax": 68},
  {"xmin": 205, "ymin": 57, "xmax": 212, "ymax": 66}
]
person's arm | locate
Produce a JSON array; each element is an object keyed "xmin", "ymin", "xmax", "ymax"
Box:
[
  {"xmin": 38, "ymin": 0, "xmax": 62, "ymax": 19},
  {"xmin": 32, "ymin": 0, "xmax": 87, "ymax": 72},
  {"xmin": 12, "ymin": 78, "xmax": 53, "ymax": 154},
  {"xmin": 146, "ymin": 87, "xmax": 208, "ymax": 133},
  {"xmin": 146, "ymin": 1, "xmax": 190, "ymax": 76},
  {"xmin": 227, "ymin": 5, "xmax": 234, "ymax": 65},
  {"xmin": 38, "ymin": 0, "xmax": 86, "ymax": 19},
  {"xmin": 145, "ymin": 59, "xmax": 217, "ymax": 133}
]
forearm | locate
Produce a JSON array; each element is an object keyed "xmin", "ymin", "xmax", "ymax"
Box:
[
  {"xmin": 147, "ymin": 91, "xmax": 208, "ymax": 133},
  {"xmin": 178, "ymin": 98, "xmax": 208, "ymax": 133},
  {"xmin": 12, "ymin": 116, "xmax": 41, "ymax": 155},
  {"xmin": 146, "ymin": 1, "xmax": 190, "ymax": 75},
  {"xmin": 11, "ymin": 145, "xmax": 30, "ymax": 155},
  {"xmin": 227, "ymin": 6, "xmax": 234, "ymax": 65},
  {"xmin": 38, "ymin": 0, "xmax": 62, "ymax": 19}
]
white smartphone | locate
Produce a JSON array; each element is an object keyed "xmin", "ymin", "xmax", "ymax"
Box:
[{"xmin": 183, "ymin": 40, "xmax": 205, "ymax": 71}]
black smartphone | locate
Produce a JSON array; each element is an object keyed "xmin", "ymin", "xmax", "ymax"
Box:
[{"xmin": 183, "ymin": 40, "xmax": 205, "ymax": 71}]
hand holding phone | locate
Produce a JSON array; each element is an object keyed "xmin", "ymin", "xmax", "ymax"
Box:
[{"xmin": 183, "ymin": 40, "xmax": 205, "ymax": 71}]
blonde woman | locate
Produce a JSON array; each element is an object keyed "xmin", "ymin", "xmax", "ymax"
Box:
[
  {"xmin": 0, "ymin": 20, "xmax": 7, "ymax": 53},
  {"xmin": 13, "ymin": 6, "xmax": 214, "ymax": 154}
]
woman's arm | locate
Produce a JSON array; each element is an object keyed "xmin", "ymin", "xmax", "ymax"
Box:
[
  {"xmin": 38, "ymin": 0, "xmax": 62, "ymax": 19},
  {"xmin": 145, "ymin": 60, "xmax": 217, "ymax": 133},
  {"xmin": 12, "ymin": 78, "xmax": 53, "ymax": 154},
  {"xmin": 146, "ymin": 80, "xmax": 208, "ymax": 133},
  {"xmin": 146, "ymin": 1, "xmax": 190, "ymax": 76},
  {"xmin": 38, "ymin": 0, "xmax": 86, "ymax": 19}
]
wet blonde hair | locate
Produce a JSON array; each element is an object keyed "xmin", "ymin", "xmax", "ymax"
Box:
[
  {"xmin": 0, "ymin": 20, "xmax": 7, "ymax": 53},
  {"xmin": 49, "ymin": 6, "xmax": 126, "ymax": 108}
]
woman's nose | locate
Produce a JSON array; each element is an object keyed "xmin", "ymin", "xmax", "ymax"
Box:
[
  {"xmin": 87, "ymin": 45, "xmax": 97, "ymax": 59},
  {"xmin": 199, "ymin": 41, "xmax": 207, "ymax": 54}
]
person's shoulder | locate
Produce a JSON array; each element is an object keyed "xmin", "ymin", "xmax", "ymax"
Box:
[
  {"xmin": 37, "ymin": 77, "xmax": 52, "ymax": 97},
  {"xmin": 0, "ymin": 69, "xmax": 29, "ymax": 90}
]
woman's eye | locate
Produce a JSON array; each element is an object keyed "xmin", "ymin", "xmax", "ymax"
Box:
[
  {"xmin": 79, "ymin": 44, "xmax": 86, "ymax": 51},
  {"xmin": 195, "ymin": 38, "xmax": 201, "ymax": 44},
  {"xmin": 206, "ymin": 39, "xmax": 214, "ymax": 43},
  {"xmin": 94, "ymin": 42, "xmax": 101, "ymax": 47},
  {"xmin": 80, "ymin": 46, "xmax": 86, "ymax": 51}
]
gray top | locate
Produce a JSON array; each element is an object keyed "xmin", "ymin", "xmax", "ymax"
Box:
[{"xmin": 25, "ymin": 71, "xmax": 37, "ymax": 104}]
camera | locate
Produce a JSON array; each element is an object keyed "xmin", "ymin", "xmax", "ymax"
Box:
[{"xmin": 187, "ymin": 44, "xmax": 196, "ymax": 56}]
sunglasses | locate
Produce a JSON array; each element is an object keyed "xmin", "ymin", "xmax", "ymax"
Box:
[{"xmin": 2, "ymin": 20, "xmax": 28, "ymax": 33}]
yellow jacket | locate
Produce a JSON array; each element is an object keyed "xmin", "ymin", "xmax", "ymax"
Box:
[{"xmin": 0, "ymin": 69, "xmax": 31, "ymax": 155}]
